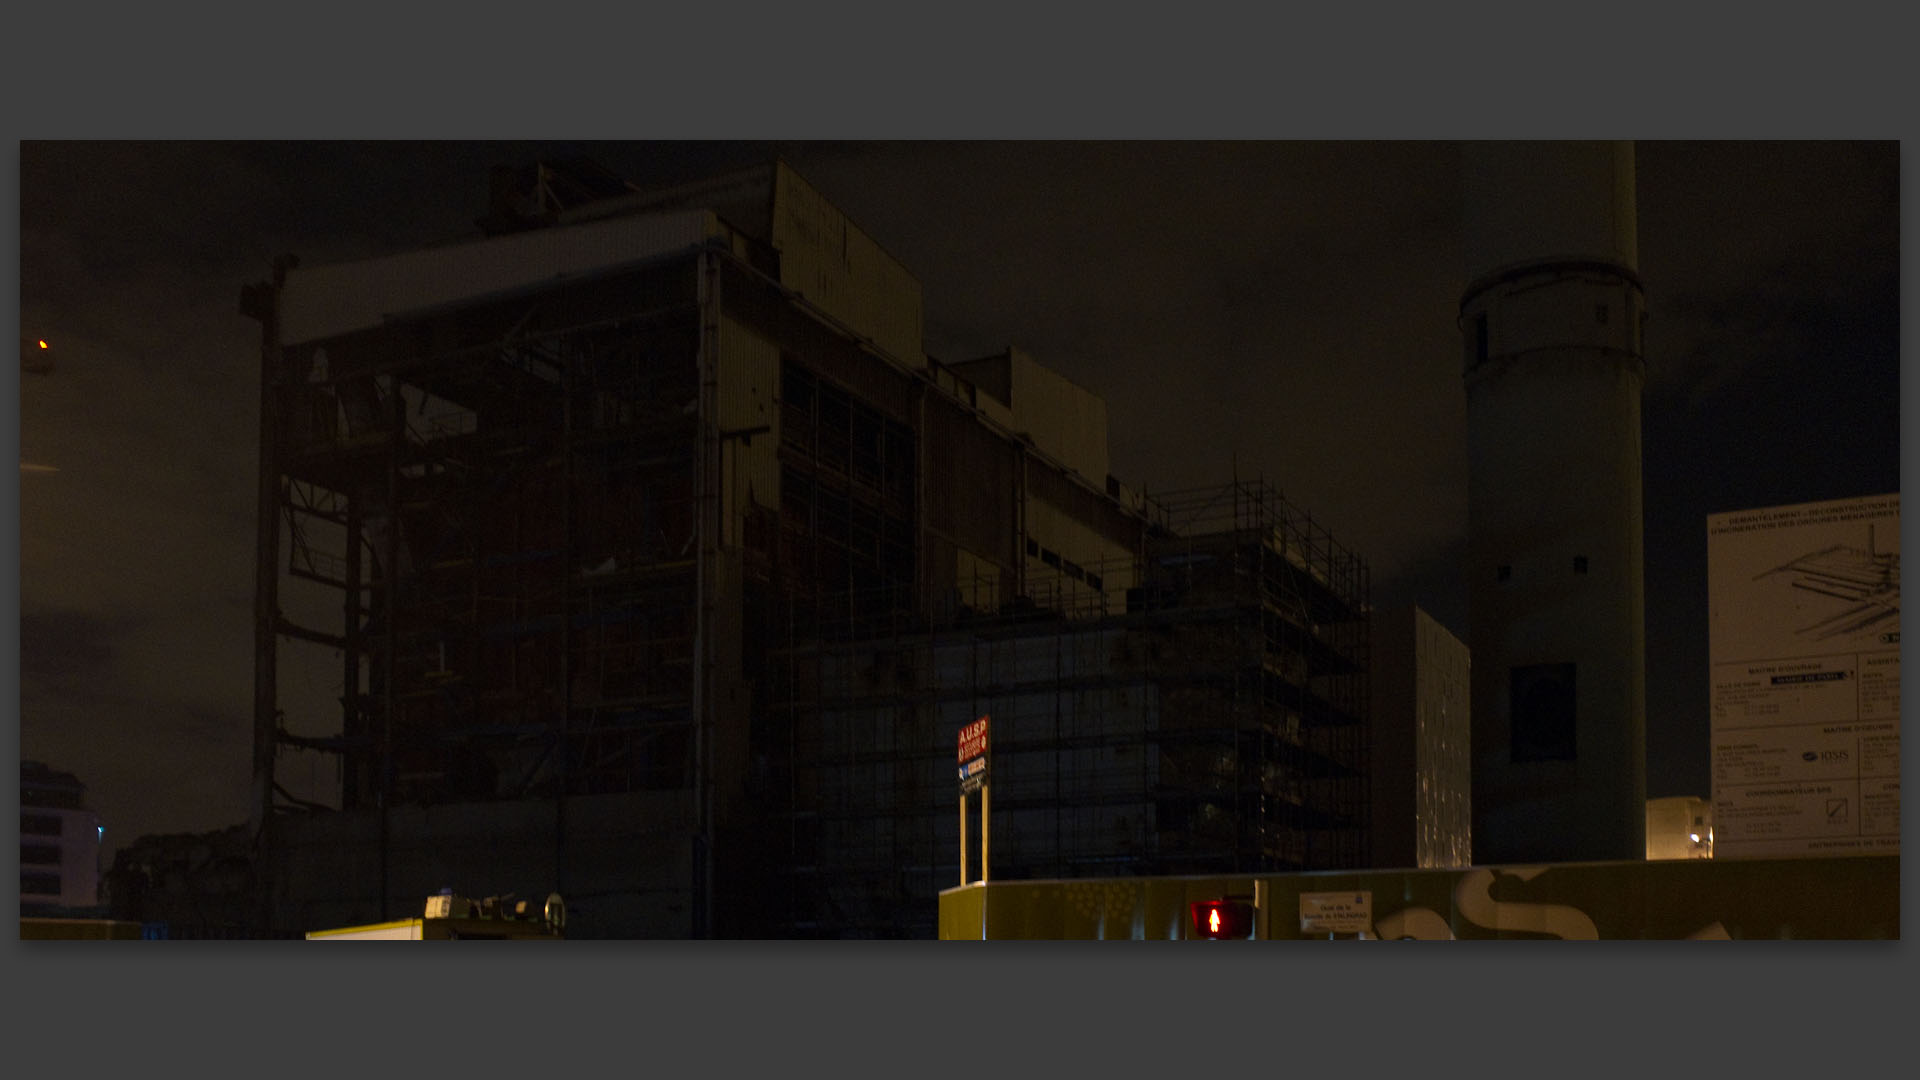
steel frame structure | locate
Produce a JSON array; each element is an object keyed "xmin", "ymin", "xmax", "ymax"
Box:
[{"xmin": 250, "ymin": 250, "xmax": 718, "ymax": 928}]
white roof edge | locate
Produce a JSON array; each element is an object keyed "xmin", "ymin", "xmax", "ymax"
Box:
[{"xmin": 279, "ymin": 209, "xmax": 716, "ymax": 347}]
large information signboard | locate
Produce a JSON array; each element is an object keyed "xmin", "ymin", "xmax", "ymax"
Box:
[
  {"xmin": 957, "ymin": 715, "xmax": 990, "ymax": 794},
  {"xmin": 1707, "ymin": 493, "xmax": 1899, "ymax": 858}
]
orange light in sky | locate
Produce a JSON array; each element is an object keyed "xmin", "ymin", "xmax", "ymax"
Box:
[{"xmin": 39, "ymin": 340, "xmax": 48, "ymax": 348}]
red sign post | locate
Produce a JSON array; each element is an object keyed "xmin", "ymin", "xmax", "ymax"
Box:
[{"xmin": 958, "ymin": 715, "xmax": 990, "ymax": 885}]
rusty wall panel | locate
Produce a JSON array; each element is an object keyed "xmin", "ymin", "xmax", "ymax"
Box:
[{"xmin": 924, "ymin": 396, "xmax": 1017, "ymax": 575}]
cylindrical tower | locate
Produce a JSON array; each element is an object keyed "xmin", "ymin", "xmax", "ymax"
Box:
[{"xmin": 1459, "ymin": 141, "xmax": 1647, "ymax": 864}]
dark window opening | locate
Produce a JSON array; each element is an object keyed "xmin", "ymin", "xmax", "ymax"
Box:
[
  {"xmin": 1041, "ymin": 548, "xmax": 1061, "ymax": 569},
  {"xmin": 22, "ymin": 872, "xmax": 62, "ymax": 896},
  {"xmin": 1497, "ymin": 564, "xmax": 1511, "ymax": 582},
  {"xmin": 1595, "ymin": 304, "xmax": 1609, "ymax": 325},
  {"xmin": 1025, "ymin": 538, "xmax": 1039, "ymax": 558},
  {"xmin": 1511, "ymin": 663, "xmax": 1576, "ymax": 762},
  {"xmin": 1573, "ymin": 555, "xmax": 1588, "ymax": 574},
  {"xmin": 21, "ymin": 844, "xmax": 62, "ymax": 866},
  {"xmin": 21, "ymin": 813, "xmax": 62, "ymax": 836}
]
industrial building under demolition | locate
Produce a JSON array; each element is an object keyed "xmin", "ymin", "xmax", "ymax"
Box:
[{"xmin": 244, "ymin": 159, "xmax": 1371, "ymax": 938}]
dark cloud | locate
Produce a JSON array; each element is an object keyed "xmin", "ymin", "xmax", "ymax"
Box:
[
  {"xmin": 16, "ymin": 139, "xmax": 1898, "ymax": 842},
  {"xmin": 1373, "ymin": 535, "xmax": 1470, "ymax": 638},
  {"xmin": 1637, "ymin": 140, "xmax": 1899, "ymax": 404},
  {"xmin": 20, "ymin": 606, "xmax": 254, "ymax": 847},
  {"xmin": 778, "ymin": 140, "xmax": 1471, "ymax": 586},
  {"xmin": 1637, "ymin": 247, "xmax": 1899, "ymax": 796},
  {"xmin": 20, "ymin": 608, "xmax": 132, "ymax": 695}
]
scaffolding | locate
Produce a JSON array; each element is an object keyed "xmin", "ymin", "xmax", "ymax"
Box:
[
  {"xmin": 256, "ymin": 253, "xmax": 713, "ymax": 925},
  {"xmin": 249, "ymin": 162, "xmax": 1373, "ymax": 939},
  {"xmin": 772, "ymin": 479, "xmax": 1369, "ymax": 938}
]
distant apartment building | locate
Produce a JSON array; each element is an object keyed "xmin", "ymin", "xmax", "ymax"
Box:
[
  {"xmin": 21, "ymin": 761, "xmax": 103, "ymax": 911},
  {"xmin": 1369, "ymin": 606, "xmax": 1471, "ymax": 869}
]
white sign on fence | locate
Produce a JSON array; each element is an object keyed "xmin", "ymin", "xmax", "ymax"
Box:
[{"xmin": 1707, "ymin": 493, "xmax": 1900, "ymax": 858}]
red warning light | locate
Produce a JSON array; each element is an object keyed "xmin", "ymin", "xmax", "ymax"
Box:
[
  {"xmin": 23, "ymin": 336, "xmax": 55, "ymax": 375},
  {"xmin": 1190, "ymin": 899, "xmax": 1255, "ymax": 940}
]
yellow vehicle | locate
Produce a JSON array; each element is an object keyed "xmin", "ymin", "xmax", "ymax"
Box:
[{"xmin": 21, "ymin": 917, "xmax": 143, "ymax": 940}]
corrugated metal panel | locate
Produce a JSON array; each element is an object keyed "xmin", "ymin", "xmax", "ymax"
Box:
[
  {"xmin": 771, "ymin": 163, "xmax": 924, "ymax": 366},
  {"xmin": 281, "ymin": 210, "xmax": 719, "ymax": 345}
]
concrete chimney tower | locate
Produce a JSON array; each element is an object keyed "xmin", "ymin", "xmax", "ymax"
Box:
[{"xmin": 1459, "ymin": 141, "xmax": 1647, "ymax": 864}]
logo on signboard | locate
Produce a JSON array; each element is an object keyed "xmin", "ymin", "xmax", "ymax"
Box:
[{"xmin": 956, "ymin": 716, "xmax": 990, "ymax": 763}]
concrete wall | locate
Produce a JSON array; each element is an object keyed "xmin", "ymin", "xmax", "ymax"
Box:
[{"xmin": 1465, "ymin": 342, "xmax": 1646, "ymax": 861}]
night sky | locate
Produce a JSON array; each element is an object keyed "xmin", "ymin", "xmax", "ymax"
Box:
[{"xmin": 17, "ymin": 140, "xmax": 1900, "ymax": 855}]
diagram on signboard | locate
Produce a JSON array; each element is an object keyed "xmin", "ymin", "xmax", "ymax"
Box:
[{"xmin": 1753, "ymin": 524, "xmax": 1900, "ymax": 642}]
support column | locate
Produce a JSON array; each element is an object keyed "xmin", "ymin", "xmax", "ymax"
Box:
[
  {"xmin": 245, "ymin": 254, "xmax": 297, "ymax": 934},
  {"xmin": 959, "ymin": 792, "xmax": 969, "ymax": 886}
]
